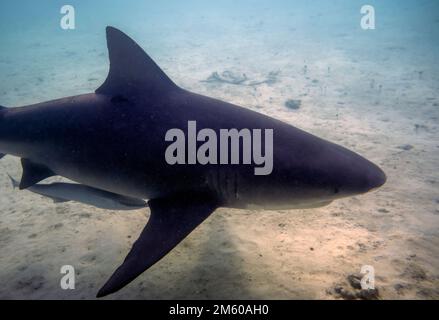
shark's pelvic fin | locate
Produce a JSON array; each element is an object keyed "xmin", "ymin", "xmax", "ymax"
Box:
[
  {"xmin": 96, "ymin": 26, "xmax": 178, "ymax": 99},
  {"xmin": 19, "ymin": 158, "xmax": 55, "ymax": 190},
  {"xmin": 96, "ymin": 193, "xmax": 218, "ymax": 298}
]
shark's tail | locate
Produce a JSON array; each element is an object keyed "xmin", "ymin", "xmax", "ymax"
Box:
[
  {"xmin": 0, "ymin": 105, "xmax": 8, "ymax": 159},
  {"xmin": 7, "ymin": 174, "xmax": 19, "ymax": 189}
]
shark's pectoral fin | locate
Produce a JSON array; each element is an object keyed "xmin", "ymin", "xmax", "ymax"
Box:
[
  {"xmin": 0, "ymin": 153, "xmax": 5, "ymax": 160},
  {"xmin": 96, "ymin": 193, "xmax": 218, "ymax": 298},
  {"xmin": 19, "ymin": 158, "xmax": 55, "ymax": 190},
  {"xmin": 96, "ymin": 26, "xmax": 178, "ymax": 100}
]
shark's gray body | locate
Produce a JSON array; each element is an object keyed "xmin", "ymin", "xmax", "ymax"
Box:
[{"xmin": 0, "ymin": 27, "xmax": 386, "ymax": 297}]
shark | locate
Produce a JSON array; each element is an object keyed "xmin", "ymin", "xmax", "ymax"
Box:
[{"xmin": 0, "ymin": 27, "xmax": 386, "ymax": 297}]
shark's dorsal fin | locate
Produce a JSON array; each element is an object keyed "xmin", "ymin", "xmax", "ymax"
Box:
[
  {"xmin": 96, "ymin": 26, "xmax": 178, "ymax": 99},
  {"xmin": 20, "ymin": 158, "xmax": 55, "ymax": 190},
  {"xmin": 96, "ymin": 193, "xmax": 218, "ymax": 297}
]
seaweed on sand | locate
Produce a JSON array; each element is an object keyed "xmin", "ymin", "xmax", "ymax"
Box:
[
  {"xmin": 202, "ymin": 71, "xmax": 248, "ymax": 85},
  {"xmin": 202, "ymin": 70, "xmax": 280, "ymax": 87}
]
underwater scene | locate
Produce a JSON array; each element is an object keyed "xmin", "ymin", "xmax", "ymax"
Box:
[{"xmin": 0, "ymin": 0, "xmax": 438, "ymax": 300}]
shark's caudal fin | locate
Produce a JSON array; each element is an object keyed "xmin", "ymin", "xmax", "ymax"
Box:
[
  {"xmin": 0, "ymin": 105, "xmax": 7, "ymax": 120},
  {"xmin": 96, "ymin": 194, "xmax": 218, "ymax": 298},
  {"xmin": 0, "ymin": 106, "xmax": 7, "ymax": 159},
  {"xmin": 96, "ymin": 27, "xmax": 179, "ymax": 99},
  {"xmin": 19, "ymin": 158, "xmax": 55, "ymax": 189}
]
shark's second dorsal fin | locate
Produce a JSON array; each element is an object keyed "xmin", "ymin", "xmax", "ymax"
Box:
[
  {"xmin": 20, "ymin": 159, "xmax": 55, "ymax": 190},
  {"xmin": 96, "ymin": 27, "xmax": 178, "ymax": 99}
]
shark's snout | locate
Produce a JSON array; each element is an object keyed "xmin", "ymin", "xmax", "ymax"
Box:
[
  {"xmin": 315, "ymin": 142, "xmax": 387, "ymax": 198},
  {"xmin": 338, "ymin": 154, "xmax": 387, "ymax": 196},
  {"xmin": 363, "ymin": 161, "xmax": 387, "ymax": 191}
]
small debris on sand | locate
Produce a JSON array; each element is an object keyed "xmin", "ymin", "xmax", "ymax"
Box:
[
  {"xmin": 347, "ymin": 273, "xmax": 362, "ymax": 290},
  {"xmin": 397, "ymin": 144, "xmax": 414, "ymax": 151},
  {"xmin": 332, "ymin": 285, "xmax": 357, "ymax": 300},
  {"xmin": 358, "ymin": 288, "xmax": 380, "ymax": 300},
  {"xmin": 285, "ymin": 99, "xmax": 301, "ymax": 110},
  {"xmin": 328, "ymin": 273, "xmax": 380, "ymax": 300}
]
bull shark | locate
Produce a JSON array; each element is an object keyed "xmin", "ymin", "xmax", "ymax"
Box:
[{"xmin": 0, "ymin": 27, "xmax": 386, "ymax": 297}]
